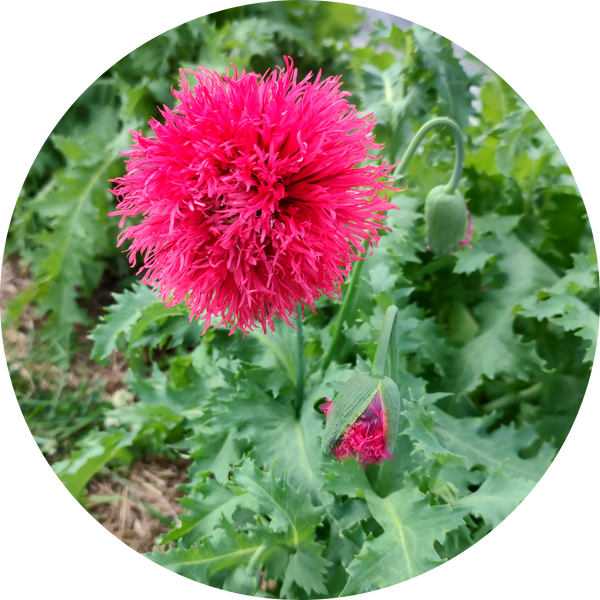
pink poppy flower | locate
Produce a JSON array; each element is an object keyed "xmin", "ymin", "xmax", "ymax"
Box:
[
  {"xmin": 320, "ymin": 392, "xmax": 392, "ymax": 465},
  {"xmin": 110, "ymin": 57, "xmax": 397, "ymax": 334}
]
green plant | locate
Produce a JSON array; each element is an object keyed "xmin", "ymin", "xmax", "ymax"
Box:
[{"xmin": 5, "ymin": 4, "xmax": 597, "ymax": 598}]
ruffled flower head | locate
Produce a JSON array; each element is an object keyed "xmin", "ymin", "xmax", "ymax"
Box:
[{"xmin": 110, "ymin": 57, "xmax": 396, "ymax": 334}]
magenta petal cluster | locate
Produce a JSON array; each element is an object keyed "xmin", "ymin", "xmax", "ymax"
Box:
[
  {"xmin": 110, "ymin": 57, "xmax": 397, "ymax": 334},
  {"xmin": 320, "ymin": 394, "xmax": 392, "ymax": 465}
]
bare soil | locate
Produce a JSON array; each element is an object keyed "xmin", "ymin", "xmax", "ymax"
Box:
[{"xmin": 2, "ymin": 258, "xmax": 190, "ymax": 554}]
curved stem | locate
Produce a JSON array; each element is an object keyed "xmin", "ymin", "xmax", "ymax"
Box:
[
  {"xmin": 321, "ymin": 241, "xmax": 368, "ymax": 373},
  {"xmin": 245, "ymin": 544, "xmax": 267, "ymax": 576},
  {"xmin": 393, "ymin": 117, "xmax": 465, "ymax": 193},
  {"xmin": 294, "ymin": 302, "xmax": 305, "ymax": 416},
  {"xmin": 370, "ymin": 305, "xmax": 399, "ymax": 379},
  {"xmin": 481, "ymin": 382, "xmax": 542, "ymax": 413}
]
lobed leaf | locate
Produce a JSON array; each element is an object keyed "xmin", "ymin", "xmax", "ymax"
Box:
[
  {"xmin": 147, "ymin": 520, "xmax": 265, "ymax": 584},
  {"xmin": 341, "ymin": 489, "xmax": 467, "ymax": 594},
  {"xmin": 160, "ymin": 479, "xmax": 247, "ymax": 547},
  {"xmin": 518, "ymin": 246, "xmax": 599, "ymax": 363},
  {"xmin": 448, "ymin": 235, "xmax": 558, "ymax": 396},
  {"xmin": 454, "ymin": 462, "xmax": 536, "ymax": 528}
]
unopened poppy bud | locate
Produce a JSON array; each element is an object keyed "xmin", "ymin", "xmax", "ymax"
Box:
[
  {"xmin": 425, "ymin": 185, "xmax": 469, "ymax": 255},
  {"xmin": 320, "ymin": 372, "xmax": 401, "ymax": 465}
]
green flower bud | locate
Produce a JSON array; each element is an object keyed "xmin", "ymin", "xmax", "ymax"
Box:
[
  {"xmin": 320, "ymin": 372, "xmax": 401, "ymax": 464},
  {"xmin": 223, "ymin": 565, "xmax": 259, "ymax": 596},
  {"xmin": 424, "ymin": 185, "xmax": 469, "ymax": 255}
]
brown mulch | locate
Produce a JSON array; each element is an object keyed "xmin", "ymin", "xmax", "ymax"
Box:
[
  {"xmin": 86, "ymin": 456, "xmax": 192, "ymax": 553},
  {"xmin": 0, "ymin": 256, "xmax": 277, "ymax": 591},
  {"xmin": 3, "ymin": 259, "xmax": 190, "ymax": 553},
  {"xmin": 1, "ymin": 256, "xmax": 129, "ymax": 400}
]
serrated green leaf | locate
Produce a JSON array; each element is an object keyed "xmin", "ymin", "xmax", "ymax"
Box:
[
  {"xmin": 471, "ymin": 214, "xmax": 522, "ymax": 236},
  {"xmin": 454, "ymin": 462, "xmax": 536, "ymax": 527},
  {"xmin": 52, "ymin": 429, "xmax": 137, "ymax": 501},
  {"xmin": 479, "ymin": 74, "xmax": 519, "ymax": 126},
  {"xmin": 187, "ymin": 429, "xmax": 240, "ymax": 485},
  {"xmin": 281, "ymin": 547, "xmax": 331, "ymax": 597},
  {"xmin": 250, "ymin": 323, "xmax": 298, "ymax": 389},
  {"xmin": 494, "ymin": 109, "xmax": 540, "ymax": 177},
  {"xmin": 228, "ymin": 377, "xmax": 327, "ymax": 498},
  {"xmin": 322, "ymin": 457, "xmax": 372, "ymax": 499},
  {"xmin": 448, "ymin": 235, "xmax": 558, "ymax": 395},
  {"xmin": 324, "ymin": 497, "xmax": 371, "ymax": 576},
  {"xmin": 367, "ymin": 262, "xmax": 398, "ymax": 297},
  {"xmin": 89, "ymin": 283, "xmax": 160, "ymax": 362},
  {"xmin": 233, "ymin": 460, "xmax": 325, "ymax": 543},
  {"xmin": 402, "ymin": 399, "xmax": 466, "ymax": 466},
  {"xmin": 376, "ymin": 195, "xmax": 424, "ymax": 268},
  {"xmin": 412, "ymin": 25, "xmax": 475, "ymax": 129},
  {"xmin": 394, "ymin": 304, "xmax": 450, "ymax": 377},
  {"xmin": 20, "ymin": 131, "xmax": 121, "ymax": 351},
  {"xmin": 545, "ymin": 300, "xmax": 597, "ymax": 362},
  {"xmin": 359, "ymin": 62, "xmax": 417, "ymax": 128},
  {"xmin": 327, "ymin": 497, "xmax": 371, "ymax": 533},
  {"xmin": 518, "ymin": 248, "xmax": 599, "ymax": 363},
  {"xmin": 434, "ymin": 409, "xmax": 555, "ymax": 481},
  {"xmin": 453, "ymin": 241, "xmax": 495, "ymax": 274},
  {"xmin": 147, "ymin": 520, "xmax": 265, "ymax": 584},
  {"xmin": 90, "ymin": 282, "xmax": 193, "ymax": 363},
  {"xmin": 160, "ymin": 479, "xmax": 247, "ymax": 547},
  {"xmin": 562, "ymin": 247, "xmax": 598, "ymax": 291},
  {"xmin": 127, "ymin": 362, "xmax": 210, "ymax": 414},
  {"xmin": 305, "ymin": 363, "xmax": 356, "ymax": 407},
  {"xmin": 341, "ymin": 477, "xmax": 469, "ymax": 594},
  {"xmin": 128, "ymin": 300, "xmax": 191, "ymax": 348}
]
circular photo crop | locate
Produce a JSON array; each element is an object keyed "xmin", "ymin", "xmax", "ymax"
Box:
[{"xmin": 2, "ymin": 2, "xmax": 598, "ymax": 597}]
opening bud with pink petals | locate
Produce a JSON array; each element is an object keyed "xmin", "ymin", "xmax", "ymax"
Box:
[{"xmin": 320, "ymin": 372, "xmax": 401, "ymax": 465}]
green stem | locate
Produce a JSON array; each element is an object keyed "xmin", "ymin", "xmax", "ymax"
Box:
[
  {"xmin": 294, "ymin": 302, "xmax": 305, "ymax": 416},
  {"xmin": 245, "ymin": 544, "xmax": 267, "ymax": 575},
  {"xmin": 370, "ymin": 305, "xmax": 399, "ymax": 379},
  {"xmin": 387, "ymin": 310, "xmax": 399, "ymax": 386},
  {"xmin": 321, "ymin": 240, "xmax": 368, "ymax": 373},
  {"xmin": 481, "ymin": 383, "xmax": 543, "ymax": 413},
  {"xmin": 393, "ymin": 117, "xmax": 465, "ymax": 193}
]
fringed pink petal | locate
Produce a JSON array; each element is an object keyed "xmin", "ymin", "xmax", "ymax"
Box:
[{"xmin": 110, "ymin": 56, "xmax": 399, "ymax": 334}]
